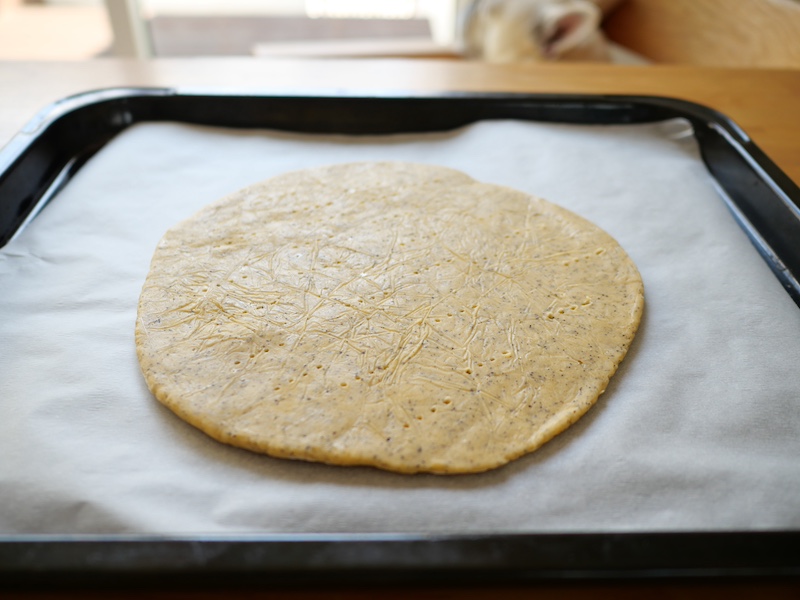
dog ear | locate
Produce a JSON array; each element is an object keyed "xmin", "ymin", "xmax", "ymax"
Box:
[{"xmin": 539, "ymin": 0, "xmax": 601, "ymax": 58}]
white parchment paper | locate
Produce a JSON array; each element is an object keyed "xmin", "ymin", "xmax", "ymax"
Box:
[{"xmin": 1, "ymin": 119, "xmax": 799, "ymax": 535}]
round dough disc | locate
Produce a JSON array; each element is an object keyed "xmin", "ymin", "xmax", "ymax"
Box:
[{"xmin": 136, "ymin": 162, "xmax": 643, "ymax": 474}]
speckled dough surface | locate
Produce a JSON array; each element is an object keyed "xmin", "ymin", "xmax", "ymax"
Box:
[{"xmin": 136, "ymin": 162, "xmax": 643, "ymax": 474}]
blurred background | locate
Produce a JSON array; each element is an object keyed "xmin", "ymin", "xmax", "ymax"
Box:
[
  {"xmin": 0, "ymin": 0, "xmax": 463, "ymax": 59},
  {"xmin": 0, "ymin": 0, "xmax": 799, "ymax": 66}
]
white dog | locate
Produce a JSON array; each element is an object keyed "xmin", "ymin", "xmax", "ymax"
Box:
[{"xmin": 460, "ymin": 0, "xmax": 629, "ymax": 63}]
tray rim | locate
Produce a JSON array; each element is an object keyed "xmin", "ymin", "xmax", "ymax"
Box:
[
  {"xmin": 3, "ymin": 531, "xmax": 800, "ymax": 587},
  {"xmin": 1, "ymin": 88, "xmax": 799, "ymax": 587}
]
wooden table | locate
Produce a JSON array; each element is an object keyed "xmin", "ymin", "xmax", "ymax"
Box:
[{"xmin": 1, "ymin": 58, "xmax": 799, "ymax": 599}]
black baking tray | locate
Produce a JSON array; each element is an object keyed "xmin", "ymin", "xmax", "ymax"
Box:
[{"xmin": 1, "ymin": 88, "xmax": 799, "ymax": 588}]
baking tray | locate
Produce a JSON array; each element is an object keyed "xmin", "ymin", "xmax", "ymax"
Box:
[{"xmin": 0, "ymin": 88, "xmax": 799, "ymax": 588}]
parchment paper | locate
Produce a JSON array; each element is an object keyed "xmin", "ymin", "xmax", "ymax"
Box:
[{"xmin": 1, "ymin": 118, "xmax": 799, "ymax": 535}]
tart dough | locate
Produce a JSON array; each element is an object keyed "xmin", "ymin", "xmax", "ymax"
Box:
[{"xmin": 136, "ymin": 162, "xmax": 643, "ymax": 474}]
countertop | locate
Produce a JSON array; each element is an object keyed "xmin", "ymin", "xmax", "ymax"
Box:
[{"xmin": 1, "ymin": 57, "xmax": 798, "ymax": 599}]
